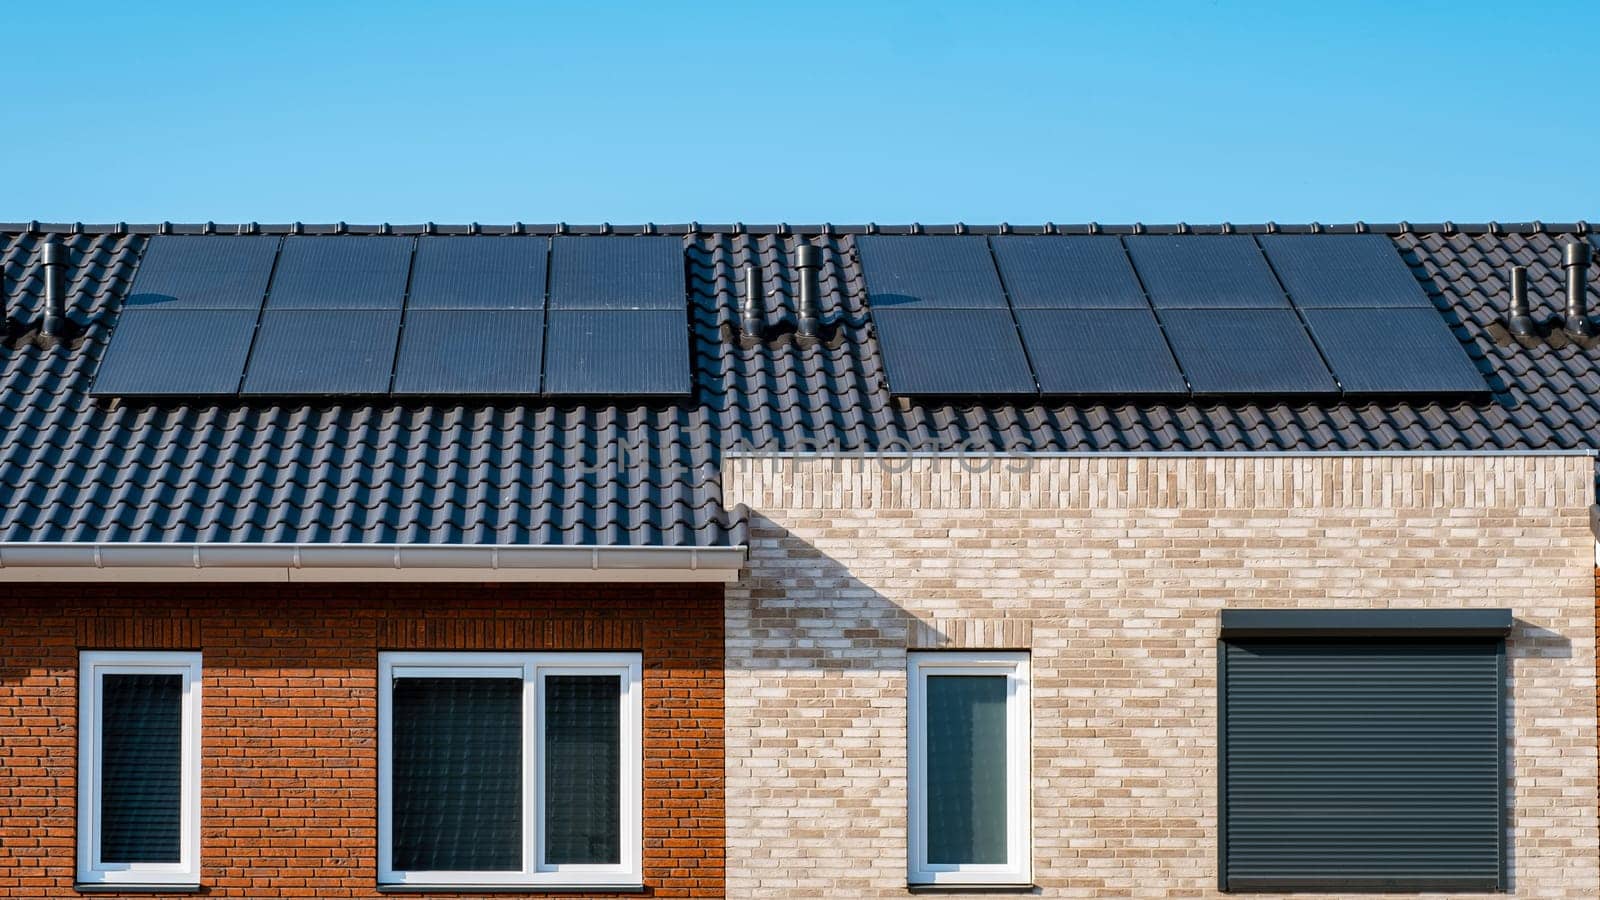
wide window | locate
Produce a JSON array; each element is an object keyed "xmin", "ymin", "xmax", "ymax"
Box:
[
  {"xmin": 77, "ymin": 651, "xmax": 203, "ymax": 888},
  {"xmin": 907, "ymin": 651, "xmax": 1030, "ymax": 886},
  {"xmin": 377, "ymin": 652, "xmax": 642, "ymax": 888}
]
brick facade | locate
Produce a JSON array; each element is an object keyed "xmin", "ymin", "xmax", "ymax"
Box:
[
  {"xmin": 0, "ymin": 583, "xmax": 724, "ymax": 899},
  {"xmin": 724, "ymin": 454, "xmax": 1600, "ymax": 898}
]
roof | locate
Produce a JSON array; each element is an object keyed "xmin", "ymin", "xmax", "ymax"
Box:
[{"xmin": 2, "ymin": 221, "xmax": 1598, "ymax": 549}]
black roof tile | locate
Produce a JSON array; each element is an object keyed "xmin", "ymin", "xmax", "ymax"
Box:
[{"xmin": 1, "ymin": 225, "xmax": 1597, "ymax": 548}]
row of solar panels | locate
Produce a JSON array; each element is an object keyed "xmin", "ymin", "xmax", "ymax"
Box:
[
  {"xmin": 859, "ymin": 234, "xmax": 1488, "ymax": 396},
  {"xmin": 93, "ymin": 235, "xmax": 690, "ymax": 397}
]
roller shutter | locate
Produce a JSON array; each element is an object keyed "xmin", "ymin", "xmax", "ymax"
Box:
[{"xmin": 1219, "ymin": 612, "xmax": 1507, "ymax": 892}]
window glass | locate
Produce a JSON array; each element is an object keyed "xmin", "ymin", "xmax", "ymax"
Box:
[
  {"xmin": 391, "ymin": 676, "xmax": 523, "ymax": 872},
  {"xmin": 924, "ymin": 674, "xmax": 1008, "ymax": 865}
]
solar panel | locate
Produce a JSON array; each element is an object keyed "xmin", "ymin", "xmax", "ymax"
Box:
[
  {"xmin": 91, "ymin": 308, "xmax": 256, "ymax": 396},
  {"xmin": 1015, "ymin": 309, "xmax": 1186, "ymax": 395},
  {"xmin": 856, "ymin": 236, "xmax": 1007, "ymax": 309},
  {"xmin": 990, "ymin": 236, "xmax": 1148, "ymax": 308},
  {"xmin": 1160, "ymin": 309, "xmax": 1338, "ymax": 395},
  {"xmin": 241, "ymin": 309, "xmax": 401, "ymax": 395},
  {"xmin": 543, "ymin": 309, "xmax": 690, "ymax": 395},
  {"xmin": 1302, "ymin": 308, "xmax": 1485, "ymax": 394},
  {"xmin": 1257, "ymin": 234, "xmax": 1432, "ymax": 309},
  {"xmin": 1125, "ymin": 236, "xmax": 1287, "ymax": 309},
  {"xmin": 871, "ymin": 308, "xmax": 1035, "ymax": 395},
  {"xmin": 392, "ymin": 310, "xmax": 542, "ymax": 395},
  {"xmin": 548, "ymin": 236, "xmax": 684, "ymax": 310},
  {"xmin": 408, "ymin": 237, "xmax": 548, "ymax": 309},
  {"xmin": 124, "ymin": 235, "xmax": 280, "ymax": 309},
  {"xmin": 266, "ymin": 236, "xmax": 413, "ymax": 309}
]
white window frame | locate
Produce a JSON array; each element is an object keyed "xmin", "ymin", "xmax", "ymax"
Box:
[
  {"xmin": 77, "ymin": 650, "xmax": 203, "ymax": 888},
  {"xmin": 907, "ymin": 651, "xmax": 1031, "ymax": 886},
  {"xmin": 377, "ymin": 651, "xmax": 643, "ymax": 889}
]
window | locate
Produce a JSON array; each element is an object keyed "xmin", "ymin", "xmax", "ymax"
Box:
[
  {"xmin": 908, "ymin": 651, "xmax": 1030, "ymax": 886},
  {"xmin": 77, "ymin": 651, "xmax": 203, "ymax": 888},
  {"xmin": 377, "ymin": 652, "xmax": 642, "ymax": 888}
]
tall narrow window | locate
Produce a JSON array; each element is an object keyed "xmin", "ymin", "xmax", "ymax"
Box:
[
  {"xmin": 77, "ymin": 651, "xmax": 202, "ymax": 888},
  {"xmin": 908, "ymin": 652, "xmax": 1030, "ymax": 886},
  {"xmin": 378, "ymin": 652, "xmax": 642, "ymax": 888}
]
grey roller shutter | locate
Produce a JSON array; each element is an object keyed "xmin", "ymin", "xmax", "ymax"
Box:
[
  {"xmin": 391, "ymin": 677, "xmax": 523, "ymax": 872},
  {"xmin": 99, "ymin": 674, "xmax": 184, "ymax": 863},
  {"xmin": 1220, "ymin": 637, "xmax": 1505, "ymax": 892}
]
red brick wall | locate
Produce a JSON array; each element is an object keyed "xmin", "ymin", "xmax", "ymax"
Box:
[{"xmin": 0, "ymin": 582, "xmax": 723, "ymax": 899}]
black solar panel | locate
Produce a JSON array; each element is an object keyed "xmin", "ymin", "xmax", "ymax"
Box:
[
  {"xmin": 548, "ymin": 236, "xmax": 684, "ymax": 310},
  {"xmin": 1160, "ymin": 309, "xmax": 1338, "ymax": 395},
  {"xmin": 856, "ymin": 236, "xmax": 1008, "ymax": 309},
  {"xmin": 543, "ymin": 309, "xmax": 690, "ymax": 395},
  {"xmin": 1303, "ymin": 308, "xmax": 1485, "ymax": 394},
  {"xmin": 241, "ymin": 309, "xmax": 401, "ymax": 395},
  {"xmin": 408, "ymin": 237, "xmax": 548, "ymax": 309},
  {"xmin": 124, "ymin": 235, "xmax": 281, "ymax": 310},
  {"xmin": 1016, "ymin": 309, "xmax": 1186, "ymax": 395},
  {"xmin": 1125, "ymin": 236, "xmax": 1287, "ymax": 309},
  {"xmin": 872, "ymin": 308, "xmax": 1035, "ymax": 395},
  {"xmin": 266, "ymin": 236, "xmax": 413, "ymax": 309},
  {"xmin": 392, "ymin": 310, "xmax": 542, "ymax": 396},
  {"xmin": 91, "ymin": 308, "xmax": 256, "ymax": 396},
  {"xmin": 1258, "ymin": 234, "xmax": 1432, "ymax": 309},
  {"xmin": 990, "ymin": 236, "xmax": 1148, "ymax": 308}
]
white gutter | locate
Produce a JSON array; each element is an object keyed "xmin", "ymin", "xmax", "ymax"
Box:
[{"xmin": 0, "ymin": 543, "xmax": 747, "ymax": 583}]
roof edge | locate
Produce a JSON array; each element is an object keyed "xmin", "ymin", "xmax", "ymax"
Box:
[
  {"xmin": 0, "ymin": 542, "xmax": 746, "ymax": 584},
  {"xmin": 2, "ymin": 220, "xmax": 1592, "ymax": 237}
]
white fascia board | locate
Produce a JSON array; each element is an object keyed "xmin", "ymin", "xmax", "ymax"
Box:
[{"xmin": 0, "ymin": 543, "xmax": 746, "ymax": 583}]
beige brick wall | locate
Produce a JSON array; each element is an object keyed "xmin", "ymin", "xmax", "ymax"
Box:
[{"xmin": 723, "ymin": 454, "xmax": 1599, "ymax": 898}]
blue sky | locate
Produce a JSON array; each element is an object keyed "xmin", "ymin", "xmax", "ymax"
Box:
[{"xmin": 4, "ymin": 2, "xmax": 1595, "ymax": 224}]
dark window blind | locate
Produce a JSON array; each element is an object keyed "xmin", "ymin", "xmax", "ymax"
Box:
[
  {"xmin": 925, "ymin": 674, "xmax": 1008, "ymax": 865},
  {"xmin": 543, "ymin": 675, "xmax": 621, "ymax": 865},
  {"xmin": 391, "ymin": 677, "xmax": 523, "ymax": 872},
  {"xmin": 99, "ymin": 674, "xmax": 183, "ymax": 863}
]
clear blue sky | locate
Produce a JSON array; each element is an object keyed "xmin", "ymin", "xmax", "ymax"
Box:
[{"xmin": 5, "ymin": 2, "xmax": 1595, "ymax": 224}]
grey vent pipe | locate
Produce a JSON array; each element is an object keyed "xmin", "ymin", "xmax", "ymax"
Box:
[
  {"xmin": 1563, "ymin": 241, "xmax": 1594, "ymax": 338},
  {"xmin": 1507, "ymin": 266, "xmax": 1536, "ymax": 336},
  {"xmin": 741, "ymin": 265, "xmax": 763, "ymax": 336},
  {"xmin": 41, "ymin": 240, "xmax": 69, "ymax": 339},
  {"xmin": 794, "ymin": 243, "xmax": 821, "ymax": 337}
]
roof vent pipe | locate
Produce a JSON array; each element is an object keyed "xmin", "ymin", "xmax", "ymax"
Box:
[
  {"xmin": 794, "ymin": 243, "xmax": 821, "ymax": 337},
  {"xmin": 741, "ymin": 265, "xmax": 764, "ymax": 337},
  {"xmin": 41, "ymin": 240, "xmax": 69, "ymax": 340},
  {"xmin": 1563, "ymin": 241, "xmax": 1594, "ymax": 338},
  {"xmin": 1507, "ymin": 266, "xmax": 1537, "ymax": 336}
]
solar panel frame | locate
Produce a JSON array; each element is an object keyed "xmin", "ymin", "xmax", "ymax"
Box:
[
  {"xmin": 1015, "ymin": 309, "xmax": 1187, "ymax": 396},
  {"xmin": 124, "ymin": 235, "xmax": 281, "ymax": 310},
  {"xmin": 91, "ymin": 308, "xmax": 258, "ymax": 396},
  {"xmin": 543, "ymin": 309, "xmax": 691, "ymax": 395},
  {"xmin": 1301, "ymin": 307, "xmax": 1486, "ymax": 395},
  {"xmin": 1159, "ymin": 309, "xmax": 1339, "ymax": 396},
  {"xmin": 547, "ymin": 236, "xmax": 685, "ymax": 310},
  {"xmin": 1125, "ymin": 235, "xmax": 1289, "ymax": 309},
  {"xmin": 392, "ymin": 310, "xmax": 543, "ymax": 396},
  {"xmin": 856, "ymin": 236, "xmax": 1009, "ymax": 309},
  {"xmin": 871, "ymin": 307, "xmax": 1036, "ymax": 396},
  {"xmin": 990, "ymin": 236, "xmax": 1150, "ymax": 309},
  {"xmin": 407, "ymin": 236, "xmax": 549, "ymax": 310},
  {"xmin": 265, "ymin": 236, "xmax": 414, "ymax": 310},
  {"xmin": 1257, "ymin": 234, "xmax": 1433, "ymax": 309},
  {"xmin": 240, "ymin": 309, "xmax": 402, "ymax": 396}
]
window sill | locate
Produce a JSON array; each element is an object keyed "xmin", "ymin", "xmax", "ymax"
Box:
[
  {"xmin": 376, "ymin": 886, "xmax": 646, "ymax": 895},
  {"xmin": 907, "ymin": 885, "xmax": 1039, "ymax": 895},
  {"xmin": 75, "ymin": 884, "xmax": 202, "ymax": 894}
]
